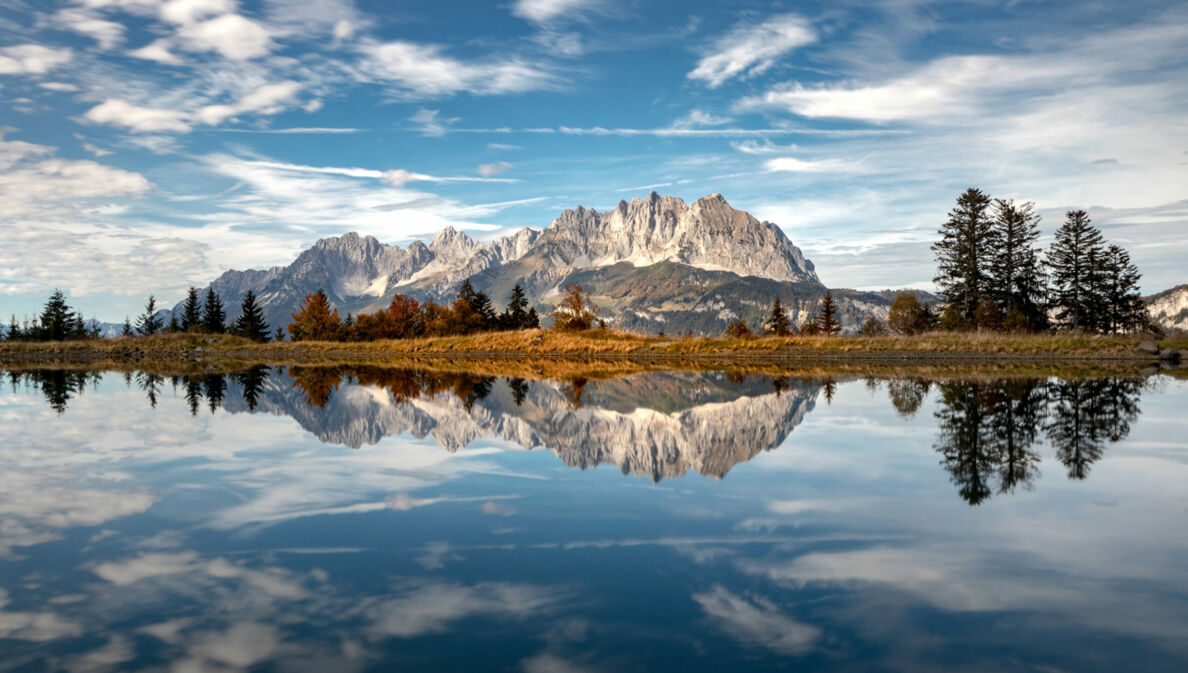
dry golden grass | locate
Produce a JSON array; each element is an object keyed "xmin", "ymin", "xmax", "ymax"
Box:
[{"xmin": 0, "ymin": 329, "xmax": 1182, "ymax": 369}]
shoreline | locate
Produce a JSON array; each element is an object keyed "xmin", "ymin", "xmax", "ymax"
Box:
[{"xmin": 1, "ymin": 330, "xmax": 1183, "ymax": 377}]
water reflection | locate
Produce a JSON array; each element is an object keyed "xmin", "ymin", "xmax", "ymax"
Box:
[
  {"xmin": 1, "ymin": 367, "xmax": 1186, "ymax": 671},
  {"xmin": 4, "ymin": 367, "xmax": 1152, "ymax": 498}
]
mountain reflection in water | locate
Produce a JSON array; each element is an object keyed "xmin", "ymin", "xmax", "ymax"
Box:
[{"xmin": 6, "ymin": 367, "xmax": 1148, "ymax": 502}]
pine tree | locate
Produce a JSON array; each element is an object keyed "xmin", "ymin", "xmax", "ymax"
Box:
[
  {"xmin": 457, "ymin": 280, "xmax": 496, "ymax": 327},
  {"xmin": 1047, "ymin": 210, "xmax": 1105, "ymax": 331},
  {"xmin": 287, "ymin": 289, "xmax": 340, "ymax": 341},
  {"xmin": 121, "ymin": 317, "xmax": 134, "ymax": 337},
  {"xmin": 181, "ymin": 286, "xmax": 202, "ymax": 331},
  {"xmin": 233, "ymin": 290, "xmax": 271, "ymax": 342},
  {"xmin": 136, "ymin": 295, "xmax": 163, "ymax": 336},
  {"xmin": 933, "ymin": 188, "xmax": 995, "ymax": 323},
  {"xmin": 989, "ymin": 199, "xmax": 1046, "ymax": 329},
  {"xmin": 202, "ymin": 289, "xmax": 226, "ymax": 333},
  {"xmin": 168, "ymin": 315, "xmax": 181, "ymax": 333},
  {"xmin": 6, "ymin": 315, "xmax": 20, "ymax": 342},
  {"xmin": 37, "ymin": 289, "xmax": 76, "ymax": 341},
  {"xmin": 274, "ymin": 326, "xmax": 286, "ymax": 342},
  {"xmin": 501, "ymin": 284, "xmax": 530, "ymax": 330},
  {"xmin": 1098, "ymin": 244, "xmax": 1144, "ymax": 334},
  {"xmin": 525, "ymin": 307, "xmax": 540, "ymax": 329},
  {"xmin": 817, "ymin": 291, "xmax": 840, "ymax": 336},
  {"xmin": 764, "ymin": 297, "xmax": 791, "ymax": 336}
]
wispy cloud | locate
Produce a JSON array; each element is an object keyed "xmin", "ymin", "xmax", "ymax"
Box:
[{"xmin": 688, "ymin": 14, "xmax": 815, "ymax": 88}]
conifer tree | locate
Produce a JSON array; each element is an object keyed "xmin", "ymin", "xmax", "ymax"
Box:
[
  {"xmin": 202, "ymin": 289, "xmax": 226, "ymax": 333},
  {"xmin": 1098, "ymin": 244, "xmax": 1144, "ymax": 334},
  {"xmin": 233, "ymin": 290, "xmax": 271, "ymax": 342},
  {"xmin": 6, "ymin": 315, "xmax": 20, "ymax": 342},
  {"xmin": 552, "ymin": 283, "xmax": 597, "ymax": 331},
  {"xmin": 525, "ymin": 307, "xmax": 540, "ymax": 329},
  {"xmin": 1047, "ymin": 210, "xmax": 1105, "ymax": 331},
  {"xmin": 989, "ymin": 199, "xmax": 1046, "ymax": 329},
  {"xmin": 136, "ymin": 295, "xmax": 163, "ymax": 336},
  {"xmin": 288, "ymin": 288, "xmax": 340, "ymax": 341},
  {"xmin": 817, "ymin": 291, "xmax": 840, "ymax": 336},
  {"xmin": 168, "ymin": 315, "xmax": 181, "ymax": 333},
  {"xmin": 933, "ymin": 188, "xmax": 995, "ymax": 323},
  {"xmin": 274, "ymin": 326, "xmax": 286, "ymax": 342},
  {"xmin": 181, "ymin": 286, "xmax": 202, "ymax": 331},
  {"xmin": 458, "ymin": 280, "xmax": 496, "ymax": 327},
  {"xmin": 121, "ymin": 317, "xmax": 134, "ymax": 337},
  {"xmin": 501, "ymin": 284, "xmax": 530, "ymax": 329},
  {"xmin": 764, "ymin": 297, "xmax": 791, "ymax": 336},
  {"xmin": 38, "ymin": 289, "xmax": 76, "ymax": 341}
]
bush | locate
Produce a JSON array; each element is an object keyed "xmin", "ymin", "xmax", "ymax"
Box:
[
  {"xmin": 724, "ymin": 319, "xmax": 753, "ymax": 339},
  {"xmin": 888, "ymin": 294, "xmax": 933, "ymax": 335},
  {"xmin": 859, "ymin": 317, "xmax": 888, "ymax": 336}
]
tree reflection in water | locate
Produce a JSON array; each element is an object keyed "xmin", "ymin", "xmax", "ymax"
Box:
[
  {"xmin": 3, "ymin": 367, "xmax": 1150, "ymax": 502},
  {"xmin": 927, "ymin": 378, "xmax": 1143, "ymax": 504}
]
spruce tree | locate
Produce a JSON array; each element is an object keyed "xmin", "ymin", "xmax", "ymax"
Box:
[
  {"xmin": 6, "ymin": 315, "xmax": 20, "ymax": 342},
  {"xmin": 202, "ymin": 289, "xmax": 226, "ymax": 333},
  {"xmin": 458, "ymin": 280, "xmax": 496, "ymax": 327},
  {"xmin": 38, "ymin": 289, "xmax": 75, "ymax": 341},
  {"xmin": 233, "ymin": 290, "xmax": 271, "ymax": 342},
  {"xmin": 764, "ymin": 297, "xmax": 791, "ymax": 336},
  {"xmin": 121, "ymin": 317, "xmax": 134, "ymax": 337},
  {"xmin": 1047, "ymin": 210, "xmax": 1105, "ymax": 331},
  {"xmin": 181, "ymin": 286, "xmax": 202, "ymax": 331},
  {"xmin": 817, "ymin": 291, "xmax": 840, "ymax": 336},
  {"xmin": 525, "ymin": 307, "xmax": 540, "ymax": 329},
  {"xmin": 989, "ymin": 199, "xmax": 1046, "ymax": 329},
  {"xmin": 1099, "ymin": 244, "xmax": 1144, "ymax": 334},
  {"xmin": 933, "ymin": 188, "xmax": 995, "ymax": 323},
  {"xmin": 136, "ymin": 295, "xmax": 163, "ymax": 336},
  {"xmin": 502, "ymin": 284, "xmax": 529, "ymax": 329},
  {"xmin": 168, "ymin": 315, "xmax": 181, "ymax": 333}
]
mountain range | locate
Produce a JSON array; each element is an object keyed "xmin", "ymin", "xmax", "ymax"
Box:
[{"xmin": 185, "ymin": 193, "xmax": 902, "ymax": 335}]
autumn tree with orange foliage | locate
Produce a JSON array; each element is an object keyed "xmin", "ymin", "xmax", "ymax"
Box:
[
  {"xmin": 552, "ymin": 283, "xmax": 598, "ymax": 331},
  {"xmin": 353, "ymin": 294, "xmax": 422, "ymax": 340},
  {"xmin": 288, "ymin": 289, "xmax": 341, "ymax": 341}
]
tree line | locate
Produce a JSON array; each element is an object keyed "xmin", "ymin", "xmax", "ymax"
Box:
[{"xmin": 284, "ymin": 281, "xmax": 602, "ymax": 342}]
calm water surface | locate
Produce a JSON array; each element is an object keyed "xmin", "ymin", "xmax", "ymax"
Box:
[{"xmin": 2, "ymin": 367, "xmax": 1186, "ymax": 672}]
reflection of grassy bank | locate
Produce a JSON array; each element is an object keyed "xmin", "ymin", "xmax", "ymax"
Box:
[{"xmin": 1, "ymin": 329, "xmax": 1184, "ymax": 368}]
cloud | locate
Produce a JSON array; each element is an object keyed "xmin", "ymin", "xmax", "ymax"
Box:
[
  {"xmin": 366, "ymin": 581, "xmax": 561, "ymax": 637},
  {"xmin": 670, "ymin": 109, "xmax": 733, "ymax": 129},
  {"xmin": 689, "ymin": 14, "xmax": 816, "ymax": 88},
  {"xmin": 477, "ymin": 161, "xmax": 513, "ymax": 177},
  {"xmin": 84, "ymin": 99, "xmax": 192, "ymax": 132},
  {"xmin": 38, "ymin": 81, "xmax": 80, "ymax": 92},
  {"xmin": 194, "ymin": 80, "xmax": 303, "ymax": 124},
  {"xmin": 764, "ymin": 156, "xmax": 868, "ymax": 174},
  {"xmin": 511, "ymin": 0, "xmax": 603, "ymax": 24},
  {"xmin": 159, "ymin": 0, "xmax": 235, "ymax": 25},
  {"xmin": 0, "ymin": 44, "xmax": 72, "ymax": 75},
  {"xmin": 176, "ymin": 13, "xmax": 274, "ymax": 60},
  {"xmin": 128, "ymin": 37, "xmax": 183, "ymax": 64},
  {"xmin": 359, "ymin": 40, "xmax": 560, "ymax": 98},
  {"xmin": 85, "ymin": 81, "xmax": 304, "ymax": 132},
  {"xmin": 692, "ymin": 585, "xmax": 821, "ymax": 655},
  {"xmin": 51, "ymin": 8, "xmax": 127, "ymax": 50},
  {"xmin": 410, "ymin": 108, "xmax": 458, "ymax": 137}
]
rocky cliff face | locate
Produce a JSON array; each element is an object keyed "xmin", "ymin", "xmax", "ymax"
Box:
[
  {"xmin": 1146, "ymin": 285, "xmax": 1188, "ymax": 333},
  {"xmin": 223, "ymin": 371, "xmax": 821, "ymax": 481},
  {"xmin": 180, "ymin": 193, "xmax": 842, "ymax": 335}
]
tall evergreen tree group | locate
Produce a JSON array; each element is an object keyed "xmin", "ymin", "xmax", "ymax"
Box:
[{"xmin": 933, "ymin": 189, "xmax": 1146, "ymax": 334}]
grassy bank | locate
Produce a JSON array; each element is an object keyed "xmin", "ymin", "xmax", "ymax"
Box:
[{"xmin": 0, "ymin": 329, "xmax": 1183, "ymax": 367}]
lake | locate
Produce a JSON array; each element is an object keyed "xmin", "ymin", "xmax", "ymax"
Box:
[{"xmin": 2, "ymin": 366, "xmax": 1186, "ymax": 671}]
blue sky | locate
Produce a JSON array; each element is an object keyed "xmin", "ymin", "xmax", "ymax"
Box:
[{"xmin": 0, "ymin": 0, "xmax": 1185, "ymax": 321}]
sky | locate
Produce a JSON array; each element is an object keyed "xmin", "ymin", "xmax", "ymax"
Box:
[{"xmin": 0, "ymin": 0, "xmax": 1185, "ymax": 321}]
